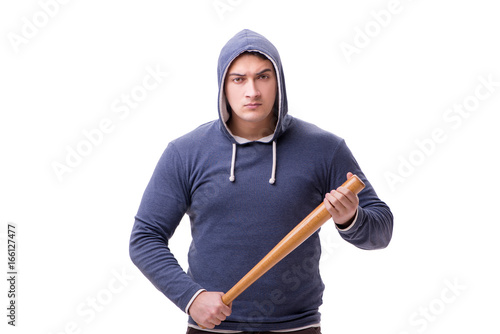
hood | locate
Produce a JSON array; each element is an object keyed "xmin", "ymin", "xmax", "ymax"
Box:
[
  {"xmin": 217, "ymin": 29, "xmax": 290, "ymax": 185},
  {"xmin": 217, "ymin": 29, "xmax": 290, "ymax": 143}
]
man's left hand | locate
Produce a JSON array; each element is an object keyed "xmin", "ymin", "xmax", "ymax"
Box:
[{"xmin": 324, "ymin": 172, "xmax": 359, "ymax": 228}]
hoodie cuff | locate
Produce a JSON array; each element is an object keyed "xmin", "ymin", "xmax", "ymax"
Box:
[
  {"xmin": 335, "ymin": 209, "xmax": 358, "ymax": 232},
  {"xmin": 185, "ymin": 289, "xmax": 207, "ymax": 314}
]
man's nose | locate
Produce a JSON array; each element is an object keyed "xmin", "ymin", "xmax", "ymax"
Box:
[{"xmin": 245, "ymin": 80, "xmax": 261, "ymax": 98}]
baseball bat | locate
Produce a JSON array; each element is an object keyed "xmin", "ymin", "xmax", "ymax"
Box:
[{"xmin": 221, "ymin": 174, "xmax": 365, "ymax": 305}]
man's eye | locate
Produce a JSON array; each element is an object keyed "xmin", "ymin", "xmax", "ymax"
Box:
[
  {"xmin": 233, "ymin": 77, "xmax": 244, "ymax": 83},
  {"xmin": 258, "ymin": 75, "xmax": 269, "ymax": 80}
]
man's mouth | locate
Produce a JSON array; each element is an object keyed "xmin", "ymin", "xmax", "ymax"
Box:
[{"xmin": 245, "ymin": 103, "xmax": 262, "ymax": 109}]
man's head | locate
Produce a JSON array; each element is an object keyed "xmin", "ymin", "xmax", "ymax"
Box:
[
  {"xmin": 217, "ymin": 30, "xmax": 288, "ymax": 141},
  {"xmin": 224, "ymin": 52, "xmax": 278, "ymax": 139}
]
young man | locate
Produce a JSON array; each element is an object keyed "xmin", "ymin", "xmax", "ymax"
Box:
[{"xmin": 130, "ymin": 29, "xmax": 393, "ymax": 333}]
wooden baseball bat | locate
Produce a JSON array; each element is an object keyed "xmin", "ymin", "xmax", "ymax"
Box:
[{"xmin": 221, "ymin": 174, "xmax": 365, "ymax": 305}]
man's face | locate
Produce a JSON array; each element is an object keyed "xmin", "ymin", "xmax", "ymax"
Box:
[{"xmin": 224, "ymin": 54, "xmax": 277, "ymax": 131}]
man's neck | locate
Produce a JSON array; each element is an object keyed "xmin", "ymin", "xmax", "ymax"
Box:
[{"xmin": 227, "ymin": 116, "xmax": 277, "ymax": 141}]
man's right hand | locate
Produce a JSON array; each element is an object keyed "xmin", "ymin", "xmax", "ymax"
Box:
[{"xmin": 188, "ymin": 291, "xmax": 232, "ymax": 329}]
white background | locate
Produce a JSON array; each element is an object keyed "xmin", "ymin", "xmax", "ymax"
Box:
[{"xmin": 1, "ymin": 0, "xmax": 499, "ymax": 333}]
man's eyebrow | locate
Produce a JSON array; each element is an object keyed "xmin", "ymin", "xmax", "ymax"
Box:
[
  {"xmin": 257, "ymin": 68, "xmax": 273, "ymax": 75},
  {"xmin": 227, "ymin": 68, "xmax": 273, "ymax": 77}
]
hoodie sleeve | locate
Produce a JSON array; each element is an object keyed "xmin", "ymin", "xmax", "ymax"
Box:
[
  {"xmin": 129, "ymin": 142, "xmax": 202, "ymax": 312},
  {"xmin": 331, "ymin": 140, "xmax": 394, "ymax": 250}
]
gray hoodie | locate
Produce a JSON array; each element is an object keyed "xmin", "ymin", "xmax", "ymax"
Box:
[{"xmin": 130, "ymin": 29, "xmax": 393, "ymax": 331}]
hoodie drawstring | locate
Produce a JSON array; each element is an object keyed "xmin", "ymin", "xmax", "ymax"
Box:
[
  {"xmin": 269, "ymin": 140, "xmax": 276, "ymax": 184},
  {"xmin": 229, "ymin": 143, "xmax": 236, "ymax": 182},
  {"xmin": 228, "ymin": 141, "xmax": 277, "ymax": 184}
]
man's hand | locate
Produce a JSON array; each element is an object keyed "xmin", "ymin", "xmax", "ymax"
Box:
[
  {"xmin": 188, "ymin": 291, "xmax": 232, "ymax": 329},
  {"xmin": 324, "ymin": 172, "xmax": 359, "ymax": 228}
]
